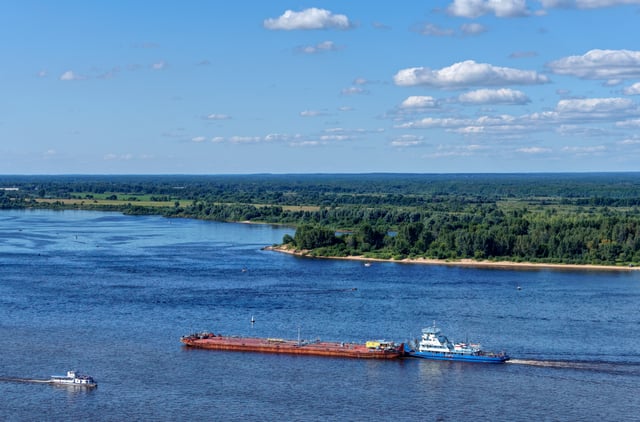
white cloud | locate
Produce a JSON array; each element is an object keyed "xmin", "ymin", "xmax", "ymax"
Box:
[
  {"xmin": 398, "ymin": 96, "xmax": 639, "ymax": 139},
  {"xmin": 397, "ymin": 117, "xmax": 475, "ymax": 129},
  {"xmin": 541, "ymin": 0, "xmax": 640, "ymax": 8},
  {"xmin": 391, "ymin": 135, "xmax": 425, "ymax": 147},
  {"xmin": 37, "ymin": 70, "xmax": 47, "ymax": 78},
  {"xmin": 616, "ymin": 118, "xmax": 640, "ymax": 128},
  {"xmin": 517, "ymin": 147, "xmax": 552, "ymax": 153},
  {"xmin": 264, "ymin": 8, "xmax": 351, "ymax": 30},
  {"xmin": 400, "ymin": 96, "xmax": 438, "ymax": 108},
  {"xmin": 547, "ymin": 49, "xmax": 640, "ymax": 80},
  {"xmin": 619, "ymin": 137, "xmax": 640, "ymax": 145},
  {"xmin": 416, "ymin": 23, "xmax": 455, "ymax": 36},
  {"xmin": 561, "ymin": 145, "xmax": 606, "ymax": 154},
  {"xmin": 230, "ymin": 136, "xmax": 262, "ymax": 144},
  {"xmin": 59, "ymin": 70, "xmax": 85, "ymax": 81},
  {"xmin": 461, "ymin": 23, "xmax": 487, "ymax": 35},
  {"xmin": 394, "ymin": 60, "xmax": 549, "ymax": 88},
  {"xmin": 458, "ymin": 88, "xmax": 531, "ymax": 104},
  {"xmin": 205, "ymin": 114, "xmax": 231, "ymax": 120},
  {"xmin": 341, "ymin": 87, "xmax": 368, "ymax": 95},
  {"xmin": 104, "ymin": 153, "xmax": 133, "ymax": 161},
  {"xmin": 151, "ymin": 61, "xmax": 167, "ymax": 70},
  {"xmin": 191, "ymin": 136, "xmax": 206, "ymax": 143},
  {"xmin": 290, "ymin": 140, "xmax": 321, "ymax": 147},
  {"xmin": 624, "ymin": 82, "xmax": 640, "ymax": 95},
  {"xmin": 556, "ymin": 97, "xmax": 634, "ymax": 114},
  {"xmin": 296, "ymin": 40, "xmax": 341, "ymax": 54},
  {"xmin": 447, "ymin": 0, "xmax": 530, "ymax": 18},
  {"xmin": 300, "ymin": 110, "xmax": 327, "ymax": 117}
]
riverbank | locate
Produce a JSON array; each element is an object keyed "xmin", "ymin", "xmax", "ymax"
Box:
[{"xmin": 265, "ymin": 245, "xmax": 639, "ymax": 272}]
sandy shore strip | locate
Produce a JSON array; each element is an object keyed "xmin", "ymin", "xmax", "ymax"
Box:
[{"xmin": 264, "ymin": 245, "xmax": 639, "ymax": 272}]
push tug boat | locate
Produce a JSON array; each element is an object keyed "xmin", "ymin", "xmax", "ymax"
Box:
[
  {"xmin": 406, "ymin": 323, "xmax": 509, "ymax": 363},
  {"xmin": 50, "ymin": 371, "xmax": 97, "ymax": 388},
  {"xmin": 181, "ymin": 331, "xmax": 405, "ymax": 359}
]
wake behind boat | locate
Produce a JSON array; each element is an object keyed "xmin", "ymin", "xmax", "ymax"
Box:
[{"xmin": 406, "ymin": 323, "xmax": 509, "ymax": 363}]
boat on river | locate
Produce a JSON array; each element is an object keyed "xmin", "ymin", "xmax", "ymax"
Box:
[
  {"xmin": 181, "ymin": 331, "xmax": 405, "ymax": 359},
  {"xmin": 50, "ymin": 370, "xmax": 97, "ymax": 387},
  {"xmin": 406, "ymin": 323, "xmax": 509, "ymax": 363}
]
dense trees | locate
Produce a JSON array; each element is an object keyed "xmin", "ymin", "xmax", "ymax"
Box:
[
  {"xmin": 282, "ymin": 208, "xmax": 640, "ymax": 265},
  {"xmin": 2, "ymin": 173, "xmax": 640, "ymax": 265}
]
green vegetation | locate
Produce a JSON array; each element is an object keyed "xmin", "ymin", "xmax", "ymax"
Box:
[{"xmin": 2, "ymin": 173, "xmax": 640, "ymax": 266}]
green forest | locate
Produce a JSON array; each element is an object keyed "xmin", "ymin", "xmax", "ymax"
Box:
[{"xmin": 2, "ymin": 173, "xmax": 640, "ymax": 266}]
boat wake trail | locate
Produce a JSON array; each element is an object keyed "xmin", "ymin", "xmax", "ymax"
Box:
[
  {"xmin": 0, "ymin": 377, "xmax": 50, "ymax": 384},
  {"xmin": 507, "ymin": 359, "xmax": 640, "ymax": 376}
]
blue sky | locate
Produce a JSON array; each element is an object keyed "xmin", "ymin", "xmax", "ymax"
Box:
[{"xmin": 3, "ymin": 1, "xmax": 640, "ymax": 174}]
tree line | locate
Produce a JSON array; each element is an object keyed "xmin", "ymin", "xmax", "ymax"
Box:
[{"xmin": 3, "ymin": 173, "xmax": 640, "ymax": 265}]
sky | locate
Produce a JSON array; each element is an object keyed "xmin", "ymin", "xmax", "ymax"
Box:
[{"xmin": 2, "ymin": 0, "xmax": 640, "ymax": 174}]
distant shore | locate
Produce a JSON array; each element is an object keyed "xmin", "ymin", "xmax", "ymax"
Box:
[{"xmin": 264, "ymin": 245, "xmax": 639, "ymax": 272}]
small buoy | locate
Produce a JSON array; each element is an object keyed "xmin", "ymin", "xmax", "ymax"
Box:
[
  {"xmin": 251, "ymin": 316, "xmax": 255, "ymax": 324},
  {"xmin": 516, "ymin": 286, "xmax": 522, "ymax": 291}
]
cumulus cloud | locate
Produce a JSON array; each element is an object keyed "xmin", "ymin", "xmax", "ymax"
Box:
[
  {"xmin": 400, "ymin": 96, "xmax": 439, "ymax": 109},
  {"xmin": 556, "ymin": 97, "xmax": 634, "ymax": 115},
  {"xmin": 264, "ymin": 8, "xmax": 351, "ymax": 30},
  {"xmin": 191, "ymin": 136, "xmax": 207, "ymax": 143},
  {"xmin": 394, "ymin": 60, "xmax": 549, "ymax": 88},
  {"xmin": 59, "ymin": 70, "xmax": 85, "ymax": 81},
  {"xmin": 397, "ymin": 96, "xmax": 640, "ymax": 139},
  {"xmin": 624, "ymin": 82, "xmax": 640, "ymax": 95},
  {"xmin": 547, "ymin": 49, "xmax": 640, "ymax": 80},
  {"xmin": 458, "ymin": 88, "xmax": 531, "ymax": 105},
  {"xmin": 296, "ymin": 40, "xmax": 341, "ymax": 54},
  {"xmin": 447, "ymin": 0, "xmax": 530, "ymax": 18}
]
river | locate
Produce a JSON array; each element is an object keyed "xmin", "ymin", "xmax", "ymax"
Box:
[{"xmin": 0, "ymin": 210, "xmax": 638, "ymax": 420}]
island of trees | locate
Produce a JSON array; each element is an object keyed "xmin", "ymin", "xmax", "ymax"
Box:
[{"xmin": 2, "ymin": 173, "xmax": 640, "ymax": 267}]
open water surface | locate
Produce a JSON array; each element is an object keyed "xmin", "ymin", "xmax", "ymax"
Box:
[{"xmin": 0, "ymin": 210, "xmax": 639, "ymax": 421}]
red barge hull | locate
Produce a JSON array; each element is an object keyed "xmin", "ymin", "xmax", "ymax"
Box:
[{"xmin": 181, "ymin": 332, "xmax": 405, "ymax": 359}]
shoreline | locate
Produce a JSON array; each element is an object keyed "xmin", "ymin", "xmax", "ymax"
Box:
[{"xmin": 264, "ymin": 245, "xmax": 639, "ymax": 272}]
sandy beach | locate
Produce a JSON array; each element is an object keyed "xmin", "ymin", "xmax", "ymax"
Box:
[{"xmin": 265, "ymin": 245, "xmax": 639, "ymax": 272}]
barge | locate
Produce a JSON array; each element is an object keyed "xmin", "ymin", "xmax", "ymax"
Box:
[{"xmin": 181, "ymin": 331, "xmax": 405, "ymax": 359}]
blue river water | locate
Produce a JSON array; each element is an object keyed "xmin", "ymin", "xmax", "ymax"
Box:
[{"xmin": 0, "ymin": 209, "xmax": 639, "ymax": 421}]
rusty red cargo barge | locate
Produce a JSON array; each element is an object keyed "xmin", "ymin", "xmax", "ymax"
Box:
[{"xmin": 181, "ymin": 331, "xmax": 405, "ymax": 359}]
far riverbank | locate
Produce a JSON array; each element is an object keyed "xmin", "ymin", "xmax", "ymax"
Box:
[{"xmin": 265, "ymin": 245, "xmax": 640, "ymax": 272}]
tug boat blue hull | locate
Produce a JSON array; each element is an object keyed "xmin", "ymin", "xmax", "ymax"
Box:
[
  {"xmin": 405, "ymin": 345, "xmax": 509, "ymax": 363},
  {"xmin": 406, "ymin": 323, "xmax": 510, "ymax": 363}
]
